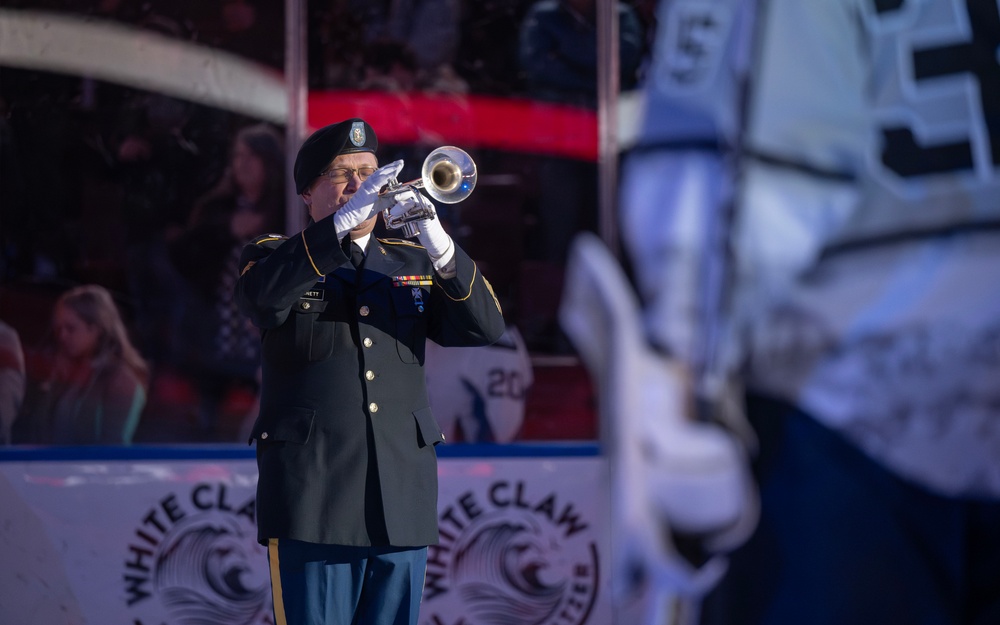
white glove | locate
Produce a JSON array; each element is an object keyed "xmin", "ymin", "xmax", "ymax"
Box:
[
  {"xmin": 332, "ymin": 160, "xmax": 403, "ymax": 240},
  {"xmin": 374, "ymin": 184, "xmax": 404, "ymax": 216},
  {"xmin": 377, "ymin": 187, "xmax": 435, "ymax": 227},
  {"xmin": 378, "ymin": 188, "xmax": 455, "ymax": 273},
  {"xmin": 417, "ymin": 212, "xmax": 455, "ymax": 270},
  {"xmin": 380, "ymin": 190, "xmax": 456, "ymax": 268}
]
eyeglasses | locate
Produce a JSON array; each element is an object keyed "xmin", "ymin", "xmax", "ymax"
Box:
[{"xmin": 323, "ymin": 166, "xmax": 377, "ymax": 184}]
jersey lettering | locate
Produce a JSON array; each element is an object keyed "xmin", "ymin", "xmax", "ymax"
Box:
[
  {"xmin": 486, "ymin": 368, "xmax": 527, "ymax": 400},
  {"xmin": 872, "ymin": 0, "xmax": 1000, "ymax": 181}
]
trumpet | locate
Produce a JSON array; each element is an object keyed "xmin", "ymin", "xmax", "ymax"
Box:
[{"xmin": 380, "ymin": 146, "xmax": 477, "ymax": 237}]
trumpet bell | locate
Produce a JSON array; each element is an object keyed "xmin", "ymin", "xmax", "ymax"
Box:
[
  {"xmin": 419, "ymin": 146, "xmax": 477, "ymax": 204},
  {"xmin": 380, "ymin": 146, "xmax": 477, "ymax": 237}
]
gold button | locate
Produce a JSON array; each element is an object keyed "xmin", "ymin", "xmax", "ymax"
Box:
[
  {"xmin": 369, "ymin": 402, "xmax": 379, "ymax": 413},
  {"xmin": 300, "ymin": 301, "xmax": 311, "ymax": 310},
  {"xmin": 363, "ymin": 337, "xmax": 373, "ymax": 347},
  {"xmin": 359, "ymin": 305, "xmax": 370, "ymax": 316},
  {"xmin": 365, "ymin": 370, "xmax": 375, "ymax": 381},
  {"xmin": 260, "ymin": 432, "xmax": 268, "ymax": 440}
]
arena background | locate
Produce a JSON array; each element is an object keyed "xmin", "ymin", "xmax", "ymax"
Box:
[{"xmin": 0, "ymin": 2, "xmax": 655, "ymax": 623}]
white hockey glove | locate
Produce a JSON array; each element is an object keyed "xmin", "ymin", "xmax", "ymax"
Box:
[
  {"xmin": 332, "ymin": 160, "xmax": 403, "ymax": 241},
  {"xmin": 560, "ymin": 233, "xmax": 758, "ymax": 610}
]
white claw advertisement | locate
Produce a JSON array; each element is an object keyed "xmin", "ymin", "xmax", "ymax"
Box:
[{"xmin": 0, "ymin": 449, "xmax": 611, "ymax": 625}]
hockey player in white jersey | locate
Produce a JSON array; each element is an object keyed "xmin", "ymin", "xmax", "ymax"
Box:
[
  {"xmin": 563, "ymin": 0, "xmax": 1000, "ymax": 623},
  {"xmin": 424, "ymin": 326, "xmax": 533, "ymax": 443}
]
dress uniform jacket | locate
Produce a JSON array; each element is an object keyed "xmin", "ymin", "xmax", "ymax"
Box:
[{"xmin": 235, "ymin": 216, "xmax": 505, "ymax": 548}]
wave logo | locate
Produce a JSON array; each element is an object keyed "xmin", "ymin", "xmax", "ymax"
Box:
[
  {"xmin": 123, "ymin": 482, "xmax": 272, "ymax": 625},
  {"xmin": 423, "ymin": 479, "xmax": 599, "ymax": 625}
]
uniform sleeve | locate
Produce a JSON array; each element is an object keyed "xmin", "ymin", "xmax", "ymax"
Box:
[
  {"xmin": 426, "ymin": 245, "xmax": 506, "ymax": 348},
  {"xmin": 235, "ymin": 218, "xmax": 351, "ymax": 329}
]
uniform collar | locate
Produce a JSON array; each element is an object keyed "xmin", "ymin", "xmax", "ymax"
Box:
[
  {"xmin": 331, "ymin": 237, "xmax": 405, "ymax": 289},
  {"xmin": 351, "ymin": 232, "xmax": 372, "ymax": 253}
]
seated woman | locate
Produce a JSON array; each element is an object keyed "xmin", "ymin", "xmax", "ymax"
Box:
[{"xmin": 18, "ymin": 285, "xmax": 149, "ymax": 445}]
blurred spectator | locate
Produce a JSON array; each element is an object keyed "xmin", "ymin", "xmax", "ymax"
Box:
[
  {"xmin": 0, "ymin": 96, "xmax": 27, "ymax": 283},
  {"xmin": 94, "ymin": 12, "xmax": 228, "ymax": 364},
  {"xmin": 359, "ymin": 39, "xmax": 420, "ymax": 92},
  {"xmin": 16, "ymin": 285, "xmax": 149, "ymax": 445},
  {"xmin": 310, "ymin": 0, "xmax": 368, "ymax": 88},
  {"xmin": 359, "ymin": 38, "xmax": 468, "ymax": 95},
  {"xmin": 629, "ymin": 0, "xmax": 658, "ymax": 81},
  {"xmin": 169, "ymin": 123, "xmax": 285, "ymax": 436},
  {"xmin": 86, "ymin": 0, "xmax": 283, "ymax": 69},
  {"xmin": 311, "ymin": 0, "xmax": 465, "ymax": 93},
  {"xmin": 518, "ymin": 0, "xmax": 644, "ymax": 269},
  {"xmin": 0, "ymin": 71, "xmax": 87, "ymax": 282},
  {"xmin": 195, "ymin": 0, "xmax": 285, "ymax": 69},
  {"xmin": 0, "ymin": 318, "xmax": 26, "ymax": 445},
  {"xmin": 519, "ymin": 0, "xmax": 643, "ymax": 108},
  {"xmin": 454, "ymin": 0, "xmax": 535, "ymax": 96},
  {"xmin": 109, "ymin": 86, "xmax": 230, "ymax": 363},
  {"xmin": 425, "ymin": 325, "xmax": 533, "ymax": 443},
  {"xmin": 383, "ymin": 0, "xmax": 462, "ymax": 79}
]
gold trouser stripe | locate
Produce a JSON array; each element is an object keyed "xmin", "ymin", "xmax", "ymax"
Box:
[{"xmin": 268, "ymin": 538, "xmax": 288, "ymax": 625}]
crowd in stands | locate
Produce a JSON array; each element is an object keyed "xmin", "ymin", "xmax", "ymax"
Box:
[{"xmin": 0, "ymin": 0, "xmax": 655, "ymax": 444}]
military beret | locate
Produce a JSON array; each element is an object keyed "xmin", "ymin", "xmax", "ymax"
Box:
[{"xmin": 293, "ymin": 118, "xmax": 378, "ymax": 194}]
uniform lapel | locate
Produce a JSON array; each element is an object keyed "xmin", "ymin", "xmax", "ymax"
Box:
[
  {"xmin": 330, "ymin": 263, "xmax": 356, "ymax": 286},
  {"xmin": 358, "ymin": 240, "xmax": 404, "ymax": 291}
]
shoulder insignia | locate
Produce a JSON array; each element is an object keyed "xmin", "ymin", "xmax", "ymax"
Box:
[
  {"xmin": 252, "ymin": 233, "xmax": 288, "ymax": 246},
  {"xmin": 484, "ymin": 276, "xmax": 503, "ymax": 314}
]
